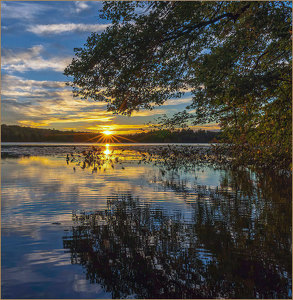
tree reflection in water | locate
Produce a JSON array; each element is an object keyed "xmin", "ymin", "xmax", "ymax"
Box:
[{"xmin": 63, "ymin": 167, "xmax": 291, "ymax": 299}]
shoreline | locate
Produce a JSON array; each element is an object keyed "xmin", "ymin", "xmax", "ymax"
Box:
[{"xmin": 1, "ymin": 142, "xmax": 214, "ymax": 147}]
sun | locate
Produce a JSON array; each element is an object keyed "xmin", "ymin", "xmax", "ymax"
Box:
[{"xmin": 103, "ymin": 130, "xmax": 113, "ymax": 136}]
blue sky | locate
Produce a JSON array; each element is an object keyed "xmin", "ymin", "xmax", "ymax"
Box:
[{"xmin": 1, "ymin": 1, "xmax": 219, "ymax": 134}]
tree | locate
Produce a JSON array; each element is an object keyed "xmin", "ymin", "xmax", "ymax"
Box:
[{"xmin": 64, "ymin": 1, "xmax": 292, "ymax": 170}]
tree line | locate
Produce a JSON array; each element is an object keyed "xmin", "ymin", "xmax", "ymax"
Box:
[
  {"xmin": 129, "ymin": 128, "xmax": 219, "ymax": 143},
  {"xmin": 1, "ymin": 124, "xmax": 219, "ymax": 143},
  {"xmin": 1, "ymin": 124, "xmax": 97, "ymax": 143}
]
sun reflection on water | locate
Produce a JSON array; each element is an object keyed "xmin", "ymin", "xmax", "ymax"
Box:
[{"xmin": 104, "ymin": 144, "xmax": 111, "ymax": 155}]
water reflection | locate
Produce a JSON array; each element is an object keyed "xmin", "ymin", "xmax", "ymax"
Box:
[
  {"xmin": 1, "ymin": 146, "xmax": 292, "ymax": 298},
  {"xmin": 63, "ymin": 169, "xmax": 291, "ymax": 299}
]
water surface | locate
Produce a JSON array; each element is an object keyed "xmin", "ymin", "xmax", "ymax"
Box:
[{"xmin": 1, "ymin": 145, "xmax": 291, "ymax": 298}]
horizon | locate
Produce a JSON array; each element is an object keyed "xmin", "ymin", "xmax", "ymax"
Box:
[
  {"xmin": 1, "ymin": 1, "xmax": 220, "ymax": 135},
  {"xmin": 1, "ymin": 123, "xmax": 221, "ymax": 134}
]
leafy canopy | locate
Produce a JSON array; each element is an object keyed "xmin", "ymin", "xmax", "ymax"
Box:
[{"xmin": 65, "ymin": 1, "xmax": 292, "ymax": 169}]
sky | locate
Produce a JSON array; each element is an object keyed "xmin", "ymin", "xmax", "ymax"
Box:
[{"xmin": 1, "ymin": 1, "xmax": 220, "ymax": 134}]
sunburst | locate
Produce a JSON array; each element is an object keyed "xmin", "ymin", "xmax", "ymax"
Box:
[{"xmin": 84, "ymin": 129, "xmax": 137, "ymax": 144}]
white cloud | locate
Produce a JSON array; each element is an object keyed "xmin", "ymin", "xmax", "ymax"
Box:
[
  {"xmin": 75, "ymin": 1, "xmax": 90, "ymax": 13},
  {"xmin": 1, "ymin": 2, "xmax": 48, "ymax": 20},
  {"xmin": 2, "ymin": 45, "xmax": 71, "ymax": 73},
  {"xmin": 164, "ymin": 97, "xmax": 193, "ymax": 106},
  {"xmin": 27, "ymin": 23, "xmax": 110, "ymax": 35},
  {"xmin": 1, "ymin": 75, "xmax": 67, "ymax": 97},
  {"xmin": 1, "ymin": 74, "xmax": 112, "ymax": 128}
]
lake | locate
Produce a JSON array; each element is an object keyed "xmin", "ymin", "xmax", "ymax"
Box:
[{"xmin": 1, "ymin": 143, "xmax": 292, "ymax": 299}]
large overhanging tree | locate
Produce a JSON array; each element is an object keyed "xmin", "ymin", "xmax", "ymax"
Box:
[{"xmin": 64, "ymin": 1, "xmax": 292, "ymax": 170}]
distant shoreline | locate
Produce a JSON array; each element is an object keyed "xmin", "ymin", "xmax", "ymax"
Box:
[
  {"xmin": 1, "ymin": 142, "xmax": 213, "ymax": 147},
  {"xmin": 1, "ymin": 125, "xmax": 220, "ymax": 144}
]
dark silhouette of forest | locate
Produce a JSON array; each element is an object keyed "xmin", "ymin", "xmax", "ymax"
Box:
[
  {"xmin": 1, "ymin": 124, "xmax": 97, "ymax": 143},
  {"xmin": 1, "ymin": 124, "xmax": 220, "ymax": 143},
  {"xmin": 128, "ymin": 128, "xmax": 219, "ymax": 143}
]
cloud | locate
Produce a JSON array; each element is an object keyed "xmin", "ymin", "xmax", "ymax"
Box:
[
  {"xmin": 1, "ymin": 75, "xmax": 153, "ymax": 133},
  {"xmin": 132, "ymin": 108, "xmax": 173, "ymax": 117},
  {"xmin": 164, "ymin": 97, "xmax": 193, "ymax": 106},
  {"xmin": 74, "ymin": 1, "xmax": 90, "ymax": 13},
  {"xmin": 1, "ymin": 2, "xmax": 48, "ymax": 20},
  {"xmin": 1, "ymin": 74, "xmax": 113, "ymax": 130},
  {"xmin": 191, "ymin": 124, "xmax": 221, "ymax": 131},
  {"xmin": 2, "ymin": 74, "xmax": 66, "ymax": 90},
  {"xmin": 2, "ymin": 45, "xmax": 71, "ymax": 72},
  {"xmin": 130, "ymin": 96, "xmax": 193, "ymax": 117},
  {"xmin": 27, "ymin": 23, "xmax": 110, "ymax": 35}
]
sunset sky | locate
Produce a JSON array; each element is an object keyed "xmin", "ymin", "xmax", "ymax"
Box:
[{"xmin": 1, "ymin": 1, "xmax": 220, "ymax": 134}]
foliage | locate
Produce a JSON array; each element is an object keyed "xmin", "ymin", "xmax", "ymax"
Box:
[{"xmin": 64, "ymin": 1, "xmax": 292, "ymax": 170}]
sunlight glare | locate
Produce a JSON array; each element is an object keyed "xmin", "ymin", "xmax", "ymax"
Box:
[
  {"xmin": 104, "ymin": 149, "xmax": 111, "ymax": 155},
  {"xmin": 104, "ymin": 144, "xmax": 111, "ymax": 155},
  {"xmin": 103, "ymin": 130, "xmax": 113, "ymax": 136}
]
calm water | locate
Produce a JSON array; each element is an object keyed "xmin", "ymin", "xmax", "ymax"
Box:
[{"xmin": 1, "ymin": 144, "xmax": 292, "ymax": 299}]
